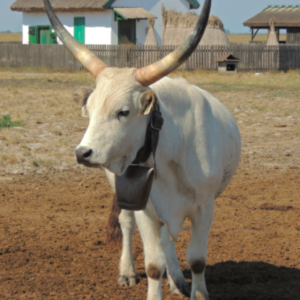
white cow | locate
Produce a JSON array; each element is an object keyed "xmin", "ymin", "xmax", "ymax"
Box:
[{"xmin": 44, "ymin": 0, "xmax": 241, "ymax": 299}]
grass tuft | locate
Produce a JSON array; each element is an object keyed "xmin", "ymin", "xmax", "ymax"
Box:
[
  {"xmin": 32, "ymin": 160, "xmax": 40, "ymax": 167},
  {"xmin": 0, "ymin": 114, "xmax": 24, "ymax": 128}
]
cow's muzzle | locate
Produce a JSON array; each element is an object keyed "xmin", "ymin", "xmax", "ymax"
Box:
[{"xmin": 76, "ymin": 147, "xmax": 94, "ymax": 165}]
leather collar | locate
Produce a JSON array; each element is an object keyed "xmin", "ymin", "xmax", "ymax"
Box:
[{"xmin": 132, "ymin": 104, "xmax": 164, "ymax": 175}]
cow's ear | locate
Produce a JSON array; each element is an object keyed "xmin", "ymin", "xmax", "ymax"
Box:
[
  {"xmin": 139, "ymin": 90, "xmax": 157, "ymax": 116},
  {"xmin": 73, "ymin": 86, "xmax": 94, "ymax": 107},
  {"xmin": 73, "ymin": 86, "xmax": 94, "ymax": 118}
]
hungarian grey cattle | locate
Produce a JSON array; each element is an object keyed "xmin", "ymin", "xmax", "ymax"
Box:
[{"xmin": 44, "ymin": 0, "xmax": 241, "ymax": 299}]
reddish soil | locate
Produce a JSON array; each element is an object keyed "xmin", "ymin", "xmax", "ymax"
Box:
[{"xmin": 1, "ymin": 165, "xmax": 300, "ymax": 300}]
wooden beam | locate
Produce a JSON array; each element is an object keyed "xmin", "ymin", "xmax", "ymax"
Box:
[{"xmin": 253, "ymin": 28, "xmax": 259, "ymax": 40}]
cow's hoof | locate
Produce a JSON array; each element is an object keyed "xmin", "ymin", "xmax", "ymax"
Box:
[
  {"xmin": 118, "ymin": 275, "xmax": 137, "ymax": 287},
  {"xmin": 169, "ymin": 280, "xmax": 191, "ymax": 297},
  {"xmin": 194, "ymin": 290, "xmax": 209, "ymax": 300},
  {"xmin": 129, "ymin": 276, "xmax": 137, "ymax": 286},
  {"xmin": 118, "ymin": 276, "xmax": 128, "ymax": 286}
]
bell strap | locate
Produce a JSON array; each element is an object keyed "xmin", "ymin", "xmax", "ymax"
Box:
[{"xmin": 131, "ymin": 107, "xmax": 164, "ymax": 178}]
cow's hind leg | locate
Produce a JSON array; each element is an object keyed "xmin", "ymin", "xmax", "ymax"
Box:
[
  {"xmin": 186, "ymin": 199, "xmax": 214, "ymax": 300},
  {"xmin": 135, "ymin": 210, "xmax": 166, "ymax": 300},
  {"xmin": 118, "ymin": 209, "xmax": 137, "ymax": 286},
  {"xmin": 161, "ymin": 226, "xmax": 191, "ymax": 297}
]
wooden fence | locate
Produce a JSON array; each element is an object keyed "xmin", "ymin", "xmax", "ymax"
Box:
[
  {"xmin": 0, "ymin": 41, "xmax": 22, "ymax": 44},
  {"xmin": 0, "ymin": 44, "xmax": 300, "ymax": 72}
]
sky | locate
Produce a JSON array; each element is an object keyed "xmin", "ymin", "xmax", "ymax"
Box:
[{"xmin": 1, "ymin": 0, "xmax": 299, "ymax": 33}]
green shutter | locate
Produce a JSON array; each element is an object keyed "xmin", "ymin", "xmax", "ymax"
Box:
[
  {"xmin": 74, "ymin": 17, "xmax": 85, "ymax": 44},
  {"xmin": 29, "ymin": 26, "xmax": 38, "ymax": 44}
]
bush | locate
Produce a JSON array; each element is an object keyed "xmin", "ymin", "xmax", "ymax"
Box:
[{"xmin": 0, "ymin": 114, "xmax": 24, "ymax": 128}]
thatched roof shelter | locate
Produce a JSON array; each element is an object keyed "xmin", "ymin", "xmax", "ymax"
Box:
[
  {"xmin": 244, "ymin": 5, "xmax": 300, "ymax": 43},
  {"xmin": 11, "ymin": 0, "xmax": 111, "ymax": 12},
  {"xmin": 145, "ymin": 18, "xmax": 158, "ymax": 46},
  {"xmin": 244, "ymin": 5, "xmax": 300, "ymax": 28},
  {"xmin": 113, "ymin": 8, "xmax": 156, "ymax": 20},
  {"xmin": 199, "ymin": 15, "xmax": 230, "ymax": 46},
  {"xmin": 162, "ymin": 7, "xmax": 199, "ymax": 45},
  {"xmin": 162, "ymin": 8, "xmax": 230, "ymax": 46},
  {"xmin": 266, "ymin": 18, "xmax": 279, "ymax": 46}
]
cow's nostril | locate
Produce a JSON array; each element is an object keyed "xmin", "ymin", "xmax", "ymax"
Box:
[
  {"xmin": 83, "ymin": 149, "xmax": 93, "ymax": 158},
  {"xmin": 76, "ymin": 148, "xmax": 93, "ymax": 164}
]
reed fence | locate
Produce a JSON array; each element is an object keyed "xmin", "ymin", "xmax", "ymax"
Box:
[{"xmin": 0, "ymin": 44, "xmax": 300, "ymax": 72}]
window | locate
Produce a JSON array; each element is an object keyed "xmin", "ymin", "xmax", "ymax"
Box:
[
  {"xmin": 118, "ymin": 20, "xmax": 136, "ymax": 45},
  {"xmin": 28, "ymin": 26, "xmax": 57, "ymax": 44},
  {"xmin": 74, "ymin": 17, "xmax": 85, "ymax": 44}
]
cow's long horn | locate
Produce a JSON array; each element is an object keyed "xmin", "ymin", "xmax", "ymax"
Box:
[
  {"xmin": 135, "ymin": 0, "xmax": 211, "ymax": 86},
  {"xmin": 43, "ymin": 0, "xmax": 107, "ymax": 78}
]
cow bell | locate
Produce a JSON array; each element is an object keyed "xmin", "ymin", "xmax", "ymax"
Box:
[{"xmin": 115, "ymin": 165, "xmax": 154, "ymax": 211}]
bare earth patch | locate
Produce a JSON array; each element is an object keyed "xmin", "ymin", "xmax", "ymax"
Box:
[{"xmin": 0, "ymin": 70, "xmax": 300, "ymax": 299}]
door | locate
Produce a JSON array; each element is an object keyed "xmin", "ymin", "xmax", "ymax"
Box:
[
  {"xmin": 118, "ymin": 20, "xmax": 136, "ymax": 45},
  {"xmin": 74, "ymin": 17, "xmax": 85, "ymax": 44},
  {"xmin": 39, "ymin": 27, "xmax": 51, "ymax": 44}
]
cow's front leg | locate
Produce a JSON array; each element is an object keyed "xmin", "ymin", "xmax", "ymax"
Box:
[
  {"xmin": 161, "ymin": 226, "xmax": 190, "ymax": 297},
  {"xmin": 104, "ymin": 170, "xmax": 137, "ymax": 286},
  {"xmin": 135, "ymin": 210, "xmax": 166, "ymax": 300},
  {"xmin": 186, "ymin": 199, "xmax": 214, "ymax": 300},
  {"xmin": 118, "ymin": 209, "xmax": 137, "ymax": 286}
]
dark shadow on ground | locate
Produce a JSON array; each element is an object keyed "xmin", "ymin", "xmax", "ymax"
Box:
[{"xmin": 182, "ymin": 261, "xmax": 300, "ymax": 300}]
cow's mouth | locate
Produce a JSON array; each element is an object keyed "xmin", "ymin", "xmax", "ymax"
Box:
[{"xmin": 78, "ymin": 161, "xmax": 102, "ymax": 169}]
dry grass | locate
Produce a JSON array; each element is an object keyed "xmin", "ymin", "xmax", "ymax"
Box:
[
  {"xmin": 171, "ymin": 69, "xmax": 300, "ymax": 118},
  {"xmin": 0, "ymin": 71, "xmax": 94, "ymax": 172},
  {"xmin": 0, "ymin": 33, "xmax": 22, "ymax": 42},
  {"xmin": 0, "ymin": 65, "xmax": 89, "ymax": 74},
  {"xmin": 228, "ymin": 34, "xmax": 287, "ymax": 44},
  {"xmin": 0, "ymin": 69, "xmax": 300, "ymax": 174}
]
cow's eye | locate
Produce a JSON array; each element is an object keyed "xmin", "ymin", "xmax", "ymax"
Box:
[{"xmin": 117, "ymin": 110, "xmax": 130, "ymax": 120}]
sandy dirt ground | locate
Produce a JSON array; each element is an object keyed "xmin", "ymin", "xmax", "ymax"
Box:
[{"xmin": 1, "ymin": 71, "xmax": 300, "ymax": 300}]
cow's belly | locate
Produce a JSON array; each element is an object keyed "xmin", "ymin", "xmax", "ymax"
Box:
[
  {"xmin": 215, "ymin": 118, "xmax": 241, "ymax": 198},
  {"xmin": 148, "ymin": 122, "xmax": 241, "ymax": 241}
]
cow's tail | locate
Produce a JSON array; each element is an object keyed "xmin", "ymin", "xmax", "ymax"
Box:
[{"xmin": 106, "ymin": 194, "xmax": 122, "ymax": 248}]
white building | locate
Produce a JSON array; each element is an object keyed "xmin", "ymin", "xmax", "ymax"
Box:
[{"xmin": 11, "ymin": 0, "xmax": 201, "ymax": 46}]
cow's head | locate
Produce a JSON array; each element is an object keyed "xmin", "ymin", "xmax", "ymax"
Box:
[
  {"xmin": 44, "ymin": 0, "xmax": 211, "ymax": 175},
  {"xmin": 73, "ymin": 70, "xmax": 158, "ymax": 175}
]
